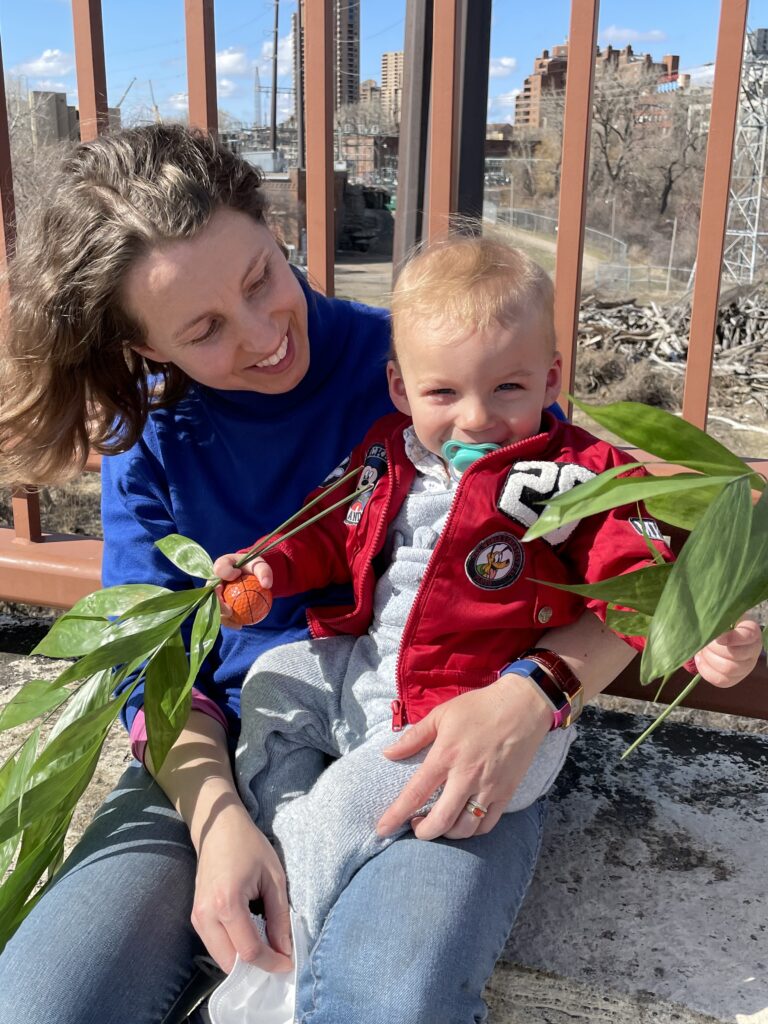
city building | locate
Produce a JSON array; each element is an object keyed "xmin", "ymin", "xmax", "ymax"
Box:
[
  {"xmin": 29, "ymin": 90, "xmax": 121, "ymax": 147},
  {"xmin": 293, "ymin": 0, "xmax": 360, "ymax": 124},
  {"xmin": 335, "ymin": 0, "xmax": 360, "ymax": 109},
  {"xmin": 360, "ymin": 78, "xmax": 381, "ymax": 112},
  {"xmin": 381, "ymin": 50, "xmax": 404, "ymax": 126},
  {"xmin": 30, "ymin": 91, "xmax": 79, "ymax": 146},
  {"xmin": 514, "ymin": 43, "xmax": 679, "ymax": 128}
]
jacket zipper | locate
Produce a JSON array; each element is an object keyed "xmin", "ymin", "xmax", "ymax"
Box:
[
  {"xmin": 305, "ymin": 453, "xmax": 395, "ymax": 640},
  {"xmin": 391, "ymin": 452, "xmax": 475, "ymax": 731},
  {"xmin": 389, "ymin": 429, "xmax": 546, "ymax": 733}
]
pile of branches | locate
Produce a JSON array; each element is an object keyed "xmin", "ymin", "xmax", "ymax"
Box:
[{"xmin": 578, "ymin": 287, "xmax": 768, "ymax": 411}]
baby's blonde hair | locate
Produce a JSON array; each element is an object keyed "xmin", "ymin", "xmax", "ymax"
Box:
[{"xmin": 391, "ymin": 231, "xmax": 555, "ymax": 357}]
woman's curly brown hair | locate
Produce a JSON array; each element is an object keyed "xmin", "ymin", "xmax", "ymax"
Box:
[{"xmin": 0, "ymin": 123, "xmax": 269, "ymax": 484}]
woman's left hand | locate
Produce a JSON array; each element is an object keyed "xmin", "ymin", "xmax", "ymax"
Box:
[{"xmin": 376, "ymin": 676, "xmax": 553, "ymax": 841}]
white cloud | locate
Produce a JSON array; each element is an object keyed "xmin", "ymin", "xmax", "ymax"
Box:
[
  {"xmin": 33, "ymin": 79, "xmax": 67, "ymax": 93},
  {"xmin": 600, "ymin": 26, "xmax": 667, "ymax": 46},
  {"xmin": 216, "ymin": 46, "xmax": 249, "ymax": 76},
  {"xmin": 488, "ymin": 89, "xmax": 520, "ymax": 123},
  {"xmin": 489, "ymin": 56, "xmax": 517, "ymax": 78},
  {"xmin": 258, "ymin": 31, "xmax": 293, "ymax": 80},
  {"xmin": 14, "ymin": 48, "xmax": 74, "ymax": 77},
  {"xmin": 218, "ymin": 78, "xmax": 238, "ymax": 98},
  {"xmin": 166, "ymin": 92, "xmax": 188, "ymax": 112}
]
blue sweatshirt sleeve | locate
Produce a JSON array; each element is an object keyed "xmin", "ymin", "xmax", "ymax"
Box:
[{"xmin": 101, "ymin": 427, "xmax": 224, "ymax": 733}]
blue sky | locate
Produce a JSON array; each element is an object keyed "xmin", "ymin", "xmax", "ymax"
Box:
[{"xmin": 1, "ymin": 1, "xmax": 767, "ymax": 126}]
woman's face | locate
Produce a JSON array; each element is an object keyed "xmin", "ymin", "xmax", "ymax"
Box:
[{"xmin": 122, "ymin": 207, "xmax": 310, "ymax": 394}]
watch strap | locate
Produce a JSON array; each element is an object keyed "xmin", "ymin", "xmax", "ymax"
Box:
[
  {"xmin": 498, "ymin": 650, "xmax": 584, "ymax": 729},
  {"xmin": 498, "ymin": 658, "xmax": 571, "ymax": 730},
  {"xmin": 525, "ymin": 648, "xmax": 584, "ymax": 728}
]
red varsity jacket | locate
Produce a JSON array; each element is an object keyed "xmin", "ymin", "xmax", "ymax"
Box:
[{"xmin": 247, "ymin": 412, "xmax": 672, "ymax": 728}]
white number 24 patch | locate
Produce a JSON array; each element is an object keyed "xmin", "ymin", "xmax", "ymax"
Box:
[{"xmin": 497, "ymin": 461, "xmax": 596, "ymax": 545}]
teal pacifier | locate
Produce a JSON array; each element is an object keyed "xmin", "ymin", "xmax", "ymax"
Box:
[{"xmin": 441, "ymin": 440, "xmax": 500, "ymax": 474}]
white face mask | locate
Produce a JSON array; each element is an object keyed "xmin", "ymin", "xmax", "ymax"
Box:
[{"xmin": 208, "ymin": 913, "xmax": 309, "ymax": 1024}]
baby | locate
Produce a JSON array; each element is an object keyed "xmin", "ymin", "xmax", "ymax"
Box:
[{"xmin": 214, "ymin": 234, "xmax": 761, "ymax": 942}]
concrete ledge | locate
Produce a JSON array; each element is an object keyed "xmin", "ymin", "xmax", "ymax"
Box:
[{"xmin": 497, "ymin": 706, "xmax": 768, "ymax": 1023}]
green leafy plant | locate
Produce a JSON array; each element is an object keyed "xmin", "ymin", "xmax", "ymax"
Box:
[
  {"xmin": 0, "ymin": 466, "xmax": 369, "ymax": 952},
  {"xmin": 524, "ymin": 399, "xmax": 768, "ymax": 756},
  {"xmin": 0, "ymin": 404, "xmax": 766, "ymax": 951}
]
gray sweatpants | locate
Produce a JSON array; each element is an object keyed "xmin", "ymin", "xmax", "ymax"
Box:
[{"xmin": 236, "ymin": 635, "xmax": 573, "ymax": 942}]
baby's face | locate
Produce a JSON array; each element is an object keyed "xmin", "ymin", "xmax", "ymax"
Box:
[{"xmin": 387, "ymin": 309, "xmax": 561, "ymax": 459}]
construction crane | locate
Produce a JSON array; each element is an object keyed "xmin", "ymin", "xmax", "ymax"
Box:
[
  {"xmin": 115, "ymin": 77, "xmax": 136, "ymax": 110},
  {"xmin": 148, "ymin": 80, "xmax": 162, "ymax": 124}
]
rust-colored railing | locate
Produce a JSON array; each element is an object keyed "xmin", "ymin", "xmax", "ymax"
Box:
[{"xmin": 0, "ymin": 0, "xmax": 765, "ymax": 718}]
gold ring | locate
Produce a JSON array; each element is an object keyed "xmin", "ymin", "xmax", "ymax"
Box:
[{"xmin": 464, "ymin": 799, "xmax": 488, "ymax": 819}]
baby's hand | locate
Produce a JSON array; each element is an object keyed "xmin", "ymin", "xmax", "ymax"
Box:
[
  {"xmin": 694, "ymin": 616, "xmax": 763, "ymax": 688},
  {"xmin": 212, "ymin": 553, "xmax": 243, "ymax": 584},
  {"xmin": 212, "ymin": 554, "xmax": 274, "ymax": 630},
  {"xmin": 212, "ymin": 553, "xmax": 273, "ymax": 588}
]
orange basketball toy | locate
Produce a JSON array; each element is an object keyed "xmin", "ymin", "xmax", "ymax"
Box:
[{"xmin": 221, "ymin": 576, "xmax": 273, "ymax": 626}]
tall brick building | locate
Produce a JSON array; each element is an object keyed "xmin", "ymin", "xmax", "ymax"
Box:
[
  {"xmin": 381, "ymin": 50, "xmax": 404, "ymax": 126},
  {"xmin": 293, "ymin": 0, "xmax": 360, "ymax": 121},
  {"xmin": 515, "ymin": 43, "xmax": 680, "ymax": 127}
]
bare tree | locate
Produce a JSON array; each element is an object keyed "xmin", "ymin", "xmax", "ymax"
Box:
[
  {"xmin": 636, "ymin": 90, "xmax": 707, "ymax": 217},
  {"xmin": 589, "ymin": 67, "xmax": 659, "ymax": 196}
]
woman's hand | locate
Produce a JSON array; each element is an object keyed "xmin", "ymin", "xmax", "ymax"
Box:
[
  {"xmin": 376, "ymin": 676, "xmax": 552, "ymax": 842},
  {"xmin": 192, "ymin": 800, "xmax": 293, "ymax": 974},
  {"xmin": 150, "ymin": 711, "xmax": 292, "ymax": 974},
  {"xmin": 376, "ymin": 612, "xmax": 637, "ymax": 843},
  {"xmin": 694, "ymin": 615, "xmax": 763, "ymax": 688}
]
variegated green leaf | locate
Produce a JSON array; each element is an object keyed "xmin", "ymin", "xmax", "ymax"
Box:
[
  {"xmin": 0, "ymin": 681, "xmax": 71, "ymax": 732},
  {"xmin": 144, "ymin": 631, "xmax": 192, "ymax": 772},
  {"xmin": 524, "ymin": 472, "xmax": 739, "ymax": 542},
  {"xmin": 605, "ymin": 607, "xmax": 652, "ymax": 637},
  {"xmin": 0, "ymin": 729, "xmax": 40, "ymax": 879},
  {"xmin": 572, "ymin": 398, "xmax": 761, "ymax": 482},
  {"xmin": 155, "ymin": 534, "xmax": 215, "ymax": 579},
  {"xmin": 532, "ymin": 562, "xmax": 671, "ymax": 616},
  {"xmin": 641, "ymin": 478, "xmax": 754, "ymax": 681},
  {"xmin": 181, "ymin": 594, "xmax": 221, "ymax": 711}
]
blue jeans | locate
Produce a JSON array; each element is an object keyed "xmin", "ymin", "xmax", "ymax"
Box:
[{"xmin": 0, "ymin": 764, "xmax": 546, "ymax": 1024}]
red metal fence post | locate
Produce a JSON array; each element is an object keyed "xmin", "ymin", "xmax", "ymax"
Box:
[
  {"xmin": 185, "ymin": 0, "xmax": 218, "ymax": 134},
  {"xmin": 683, "ymin": 0, "xmax": 748, "ymax": 429},
  {"xmin": 71, "ymin": 0, "xmax": 109, "ymax": 141},
  {"xmin": 426, "ymin": 0, "xmax": 460, "ymax": 241},
  {"xmin": 304, "ymin": 0, "xmax": 335, "ymax": 297},
  {"xmin": 0, "ymin": 35, "xmax": 15, "ymax": 268},
  {"xmin": 553, "ymin": 0, "xmax": 600, "ymax": 413}
]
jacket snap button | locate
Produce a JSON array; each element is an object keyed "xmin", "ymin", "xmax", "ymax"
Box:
[{"xmin": 537, "ymin": 606, "xmax": 553, "ymax": 623}]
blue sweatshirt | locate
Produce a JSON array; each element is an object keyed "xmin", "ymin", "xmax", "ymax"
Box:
[{"xmin": 101, "ymin": 276, "xmax": 394, "ymax": 736}]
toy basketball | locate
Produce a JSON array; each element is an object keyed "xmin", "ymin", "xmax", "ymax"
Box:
[{"xmin": 221, "ymin": 576, "xmax": 273, "ymax": 626}]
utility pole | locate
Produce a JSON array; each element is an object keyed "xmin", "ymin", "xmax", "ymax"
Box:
[
  {"xmin": 270, "ymin": 0, "xmax": 279, "ymax": 153},
  {"xmin": 254, "ymin": 65, "xmax": 261, "ymax": 128},
  {"xmin": 296, "ymin": 0, "xmax": 305, "ymax": 168}
]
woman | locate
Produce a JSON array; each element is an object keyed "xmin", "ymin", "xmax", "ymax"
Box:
[{"xmin": 0, "ymin": 125, "xmax": 757, "ymax": 1024}]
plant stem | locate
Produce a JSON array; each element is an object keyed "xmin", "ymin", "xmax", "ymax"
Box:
[
  {"xmin": 233, "ymin": 465, "xmax": 364, "ymax": 569},
  {"xmin": 255, "ymin": 484, "xmax": 373, "ymax": 558},
  {"xmin": 621, "ymin": 673, "xmax": 701, "ymax": 759}
]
